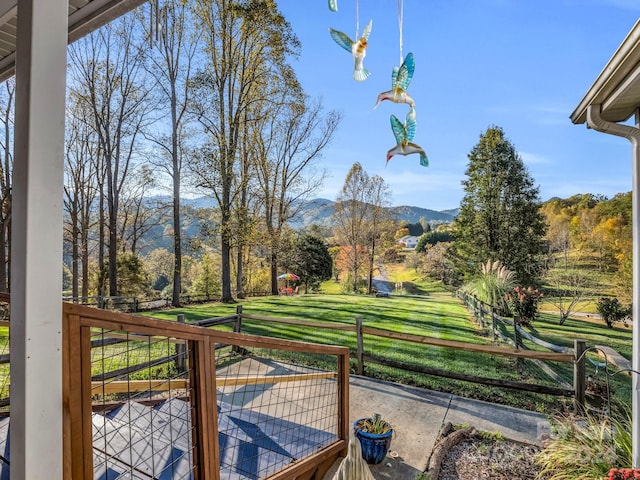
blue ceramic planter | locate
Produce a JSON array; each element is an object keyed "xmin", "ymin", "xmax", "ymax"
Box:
[{"xmin": 353, "ymin": 418, "xmax": 393, "ymax": 464}]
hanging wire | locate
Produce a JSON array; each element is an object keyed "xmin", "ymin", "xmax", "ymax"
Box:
[
  {"xmin": 398, "ymin": 0, "xmax": 404, "ymax": 63},
  {"xmin": 355, "ymin": 0, "xmax": 360, "ymax": 40}
]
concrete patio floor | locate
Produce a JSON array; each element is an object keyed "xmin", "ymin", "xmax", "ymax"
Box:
[{"xmin": 323, "ymin": 375, "xmax": 552, "ymax": 480}]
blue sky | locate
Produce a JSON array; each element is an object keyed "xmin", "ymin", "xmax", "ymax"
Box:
[{"xmin": 277, "ymin": 0, "xmax": 639, "ymax": 211}]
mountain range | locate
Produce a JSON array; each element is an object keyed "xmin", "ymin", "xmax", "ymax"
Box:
[{"xmin": 287, "ymin": 198, "xmax": 457, "ymax": 229}]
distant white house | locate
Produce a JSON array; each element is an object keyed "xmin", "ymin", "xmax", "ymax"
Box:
[{"xmin": 398, "ymin": 235, "xmax": 420, "ymax": 249}]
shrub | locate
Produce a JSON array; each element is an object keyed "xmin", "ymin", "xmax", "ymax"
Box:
[
  {"xmin": 505, "ymin": 286, "xmax": 543, "ymax": 326},
  {"xmin": 596, "ymin": 297, "xmax": 631, "ymax": 328},
  {"xmin": 607, "ymin": 468, "xmax": 640, "ymax": 479},
  {"xmin": 383, "ymin": 246, "xmax": 404, "ymax": 263},
  {"xmin": 536, "ymin": 410, "xmax": 632, "ymax": 480}
]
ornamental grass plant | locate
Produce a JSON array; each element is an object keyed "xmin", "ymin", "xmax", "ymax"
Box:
[{"xmin": 536, "ymin": 409, "xmax": 631, "ymax": 480}]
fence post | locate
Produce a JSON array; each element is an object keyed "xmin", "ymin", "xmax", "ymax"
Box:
[
  {"xmin": 491, "ymin": 308, "xmax": 497, "ymax": 341},
  {"xmin": 233, "ymin": 305, "xmax": 243, "ymax": 354},
  {"xmin": 356, "ymin": 316, "xmax": 364, "ymax": 375},
  {"xmin": 574, "ymin": 339, "xmax": 587, "ymax": 413},
  {"xmin": 513, "ymin": 317, "xmax": 522, "ymax": 349},
  {"xmin": 175, "ymin": 314, "xmax": 186, "ymax": 374}
]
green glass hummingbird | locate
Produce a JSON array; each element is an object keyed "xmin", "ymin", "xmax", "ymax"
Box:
[
  {"xmin": 374, "ymin": 52, "xmax": 415, "ymax": 109},
  {"xmin": 387, "ymin": 107, "xmax": 428, "ymax": 167}
]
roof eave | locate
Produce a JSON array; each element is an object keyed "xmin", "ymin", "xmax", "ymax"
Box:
[{"xmin": 571, "ymin": 19, "xmax": 640, "ymax": 125}]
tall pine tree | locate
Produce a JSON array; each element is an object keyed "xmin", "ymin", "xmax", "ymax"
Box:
[{"xmin": 450, "ymin": 126, "xmax": 546, "ymax": 285}]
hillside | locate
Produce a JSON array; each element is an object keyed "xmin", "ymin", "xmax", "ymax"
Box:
[{"xmin": 288, "ymin": 198, "xmax": 456, "ymax": 229}]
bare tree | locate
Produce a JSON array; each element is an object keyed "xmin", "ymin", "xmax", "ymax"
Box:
[
  {"xmin": 545, "ymin": 262, "xmax": 597, "ymax": 325},
  {"xmin": 0, "ymin": 80, "xmax": 13, "ymax": 292},
  {"xmin": 333, "ymin": 163, "xmax": 371, "ymax": 293},
  {"xmin": 365, "ymin": 175, "xmax": 391, "ymax": 294},
  {"xmin": 189, "ymin": 0, "xmax": 300, "ymax": 302},
  {"xmin": 254, "ymin": 96, "xmax": 341, "ymax": 294},
  {"xmin": 143, "ymin": 2, "xmax": 198, "ymax": 306},
  {"xmin": 69, "ymin": 17, "xmax": 153, "ymax": 296},
  {"xmin": 64, "ymin": 94, "xmax": 100, "ymax": 300},
  {"xmin": 118, "ymin": 165, "xmax": 161, "ymax": 254}
]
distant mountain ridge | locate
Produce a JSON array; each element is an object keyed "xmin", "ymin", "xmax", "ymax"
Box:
[{"xmin": 289, "ymin": 198, "xmax": 457, "ymax": 229}]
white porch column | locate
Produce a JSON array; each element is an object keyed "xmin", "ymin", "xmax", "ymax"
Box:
[{"xmin": 11, "ymin": 0, "xmax": 67, "ymax": 479}]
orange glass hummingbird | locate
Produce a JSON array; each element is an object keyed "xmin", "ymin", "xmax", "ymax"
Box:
[
  {"xmin": 387, "ymin": 107, "xmax": 428, "ymax": 167},
  {"xmin": 374, "ymin": 52, "xmax": 415, "ymax": 109},
  {"xmin": 329, "ymin": 19, "xmax": 373, "ymax": 82}
]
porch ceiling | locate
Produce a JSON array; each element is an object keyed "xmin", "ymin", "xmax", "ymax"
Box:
[
  {"xmin": 0, "ymin": 0, "xmax": 147, "ymax": 82},
  {"xmin": 571, "ymin": 19, "xmax": 640, "ymax": 124}
]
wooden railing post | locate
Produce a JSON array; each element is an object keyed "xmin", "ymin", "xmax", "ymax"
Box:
[
  {"xmin": 175, "ymin": 314, "xmax": 186, "ymax": 374},
  {"xmin": 233, "ymin": 305, "xmax": 243, "ymax": 354},
  {"xmin": 574, "ymin": 339, "xmax": 587, "ymax": 413},
  {"xmin": 356, "ymin": 316, "xmax": 364, "ymax": 375}
]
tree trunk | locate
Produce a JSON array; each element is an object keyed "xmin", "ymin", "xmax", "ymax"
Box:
[
  {"xmin": 172, "ymin": 192, "xmax": 182, "ymax": 306},
  {"xmin": 270, "ymin": 249, "xmax": 279, "ymax": 295},
  {"xmin": 81, "ymin": 225, "xmax": 89, "ymax": 300},
  {"xmin": 236, "ymin": 247, "xmax": 245, "ymax": 298},
  {"xmin": 171, "ymin": 83, "xmax": 182, "ymax": 308},
  {"xmin": 71, "ymin": 207, "xmax": 79, "ymax": 300},
  {"xmin": 98, "ymin": 180, "xmax": 106, "ymax": 302},
  {"xmin": 220, "ymin": 180, "xmax": 233, "ymax": 302},
  {"xmin": 367, "ymin": 238, "xmax": 375, "ymax": 295}
]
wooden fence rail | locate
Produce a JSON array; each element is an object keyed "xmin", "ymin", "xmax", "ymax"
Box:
[{"xmin": 189, "ymin": 306, "xmax": 586, "ymax": 411}]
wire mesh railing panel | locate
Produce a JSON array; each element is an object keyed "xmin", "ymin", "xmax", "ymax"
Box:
[
  {"xmin": 214, "ymin": 348, "xmax": 340, "ymax": 479},
  {"xmin": 90, "ymin": 327, "xmax": 195, "ymax": 480}
]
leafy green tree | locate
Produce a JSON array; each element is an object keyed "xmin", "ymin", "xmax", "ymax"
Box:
[
  {"xmin": 115, "ymin": 252, "xmax": 150, "ymax": 297},
  {"xmin": 286, "ymin": 234, "xmax": 332, "ymax": 293},
  {"xmin": 398, "ymin": 221, "xmax": 423, "ymax": 236},
  {"xmin": 596, "ymin": 297, "xmax": 630, "ymax": 329},
  {"xmin": 450, "ymin": 126, "xmax": 546, "ymax": 285},
  {"xmin": 422, "ymin": 242, "xmax": 455, "ymax": 283},
  {"xmin": 189, "ymin": 252, "xmax": 221, "ymax": 300},
  {"xmin": 416, "ymin": 231, "xmax": 454, "ymax": 253}
]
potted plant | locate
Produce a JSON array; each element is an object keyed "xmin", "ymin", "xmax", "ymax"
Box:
[{"xmin": 353, "ymin": 413, "xmax": 393, "ymax": 464}]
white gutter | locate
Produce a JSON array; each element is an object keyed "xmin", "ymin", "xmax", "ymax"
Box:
[
  {"xmin": 587, "ymin": 103, "xmax": 640, "ymax": 467},
  {"xmin": 572, "ymin": 20, "xmax": 640, "ymax": 124}
]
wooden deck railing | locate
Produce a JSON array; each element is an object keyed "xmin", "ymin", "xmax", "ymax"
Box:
[{"xmin": 62, "ymin": 302, "xmax": 350, "ymax": 480}]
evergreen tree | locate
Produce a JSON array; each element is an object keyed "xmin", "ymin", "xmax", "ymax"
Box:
[
  {"xmin": 450, "ymin": 126, "xmax": 546, "ymax": 285},
  {"xmin": 286, "ymin": 234, "xmax": 332, "ymax": 293}
]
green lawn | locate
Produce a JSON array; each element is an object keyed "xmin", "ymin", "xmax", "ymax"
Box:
[{"xmin": 143, "ymin": 292, "xmax": 632, "ymax": 413}]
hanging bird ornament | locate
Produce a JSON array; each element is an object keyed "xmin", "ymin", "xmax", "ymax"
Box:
[
  {"xmin": 329, "ymin": 19, "xmax": 373, "ymax": 82},
  {"xmin": 387, "ymin": 107, "xmax": 428, "ymax": 166},
  {"xmin": 328, "ymin": 0, "xmax": 338, "ymax": 12},
  {"xmin": 373, "ymin": 52, "xmax": 415, "ymax": 109}
]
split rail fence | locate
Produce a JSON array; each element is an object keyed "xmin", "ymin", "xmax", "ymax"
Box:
[{"xmin": 193, "ymin": 304, "xmax": 586, "ymax": 411}]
